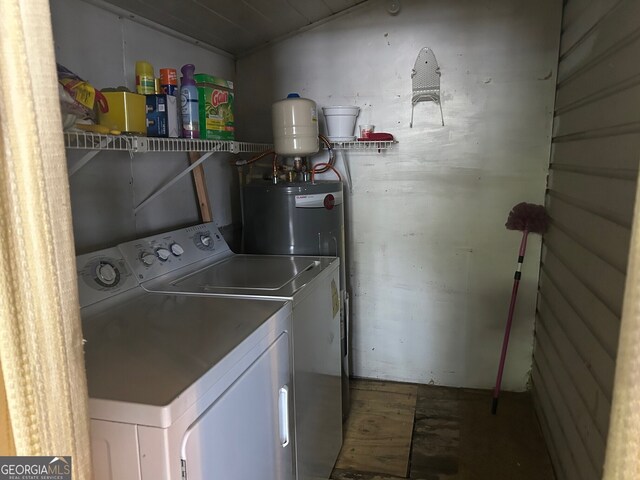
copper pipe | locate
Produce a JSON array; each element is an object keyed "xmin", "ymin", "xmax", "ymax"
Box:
[
  {"xmin": 234, "ymin": 149, "xmax": 275, "ymax": 166},
  {"xmin": 314, "ymin": 135, "xmax": 335, "ymax": 174},
  {"xmin": 311, "ymin": 162, "xmax": 341, "ymax": 184}
]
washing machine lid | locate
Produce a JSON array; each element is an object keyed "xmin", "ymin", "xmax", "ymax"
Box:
[
  {"xmin": 82, "ymin": 292, "xmax": 289, "ymax": 427},
  {"xmin": 150, "ymin": 254, "xmax": 338, "ymax": 298},
  {"xmin": 177, "ymin": 255, "xmax": 318, "ymax": 289}
]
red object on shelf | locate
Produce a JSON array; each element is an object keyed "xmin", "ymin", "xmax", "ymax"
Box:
[{"xmin": 357, "ymin": 132, "xmax": 394, "ymax": 141}]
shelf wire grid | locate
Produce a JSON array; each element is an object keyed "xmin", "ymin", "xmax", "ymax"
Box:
[
  {"xmin": 326, "ymin": 140, "xmax": 396, "ymax": 150},
  {"xmin": 64, "ymin": 132, "xmax": 135, "ymax": 151},
  {"xmin": 64, "ymin": 132, "xmax": 273, "ymax": 154},
  {"xmin": 64, "ymin": 132, "xmax": 392, "ymax": 154}
]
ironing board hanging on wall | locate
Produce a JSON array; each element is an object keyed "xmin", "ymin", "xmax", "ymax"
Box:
[{"xmin": 410, "ymin": 47, "xmax": 444, "ymax": 127}]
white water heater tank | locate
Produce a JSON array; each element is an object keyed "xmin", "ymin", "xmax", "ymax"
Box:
[{"xmin": 272, "ymin": 93, "xmax": 319, "ymax": 156}]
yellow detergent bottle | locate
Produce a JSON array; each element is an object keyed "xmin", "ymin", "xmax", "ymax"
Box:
[{"xmin": 135, "ymin": 61, "xmax": 155, "ymax": 95}]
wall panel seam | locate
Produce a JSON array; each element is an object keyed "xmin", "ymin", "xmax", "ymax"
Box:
[
  {"xmin": 540, "ymin": 253, "xmax": 621, "ymax": 349},
  {"xmin": 535, "ymin": 317, "xmax": 610, "ymax": 441},
  {"xmin": 559, "ymin": 24, "xmax": 640, "ymax": 88},
  {"xmin": 538, "ymin": 270, "xmax": 618, "ymax": 369},
  {"xmin": 556, "ymin": 73, "xmax": 640, "ymax": 116},
  {"xmin": 534, "ymin": 362, "xmax": 600, "ymax": 480},
  {"xmin": 282, "ymin": 0, "xmax": 313, "ymax": 23},
  {"xmin": 532, "ymin": 386, "xmax": 570, "ymax": 480},
  {"xmin": 546, "ymin": 190, "xmax": 633, "ymax": 229},
  {"xmin": 550, "ymin": 163, "xmax": 638, "ymax": 181},
  {"xmin": 559, "ymin": 0, "xmax": 624, "ymax": 60},
  {"xmin": 546, "ymin": 220, "xmax": 627, "ymax": 275},
  {"xmin": 533, "ymin": 362, "xmax": 595, "ymax": 480},
  {"xmin": 533, "ymin": 370, "xmax": 576, "ymax": 479},
  {"xmin": 552, "ymin": 121, "xmax": 640, "ymax": 142},
  {"xmin": 543, "ymin": 237, "xmax": 624, "ymax": 317},
  {"xmin": 537, "ymin": 289, "xmax": 614, "ymax": 401},
  {"xmin": 535, "ymin": 338, "xmax": 606, "ymax": 474}
]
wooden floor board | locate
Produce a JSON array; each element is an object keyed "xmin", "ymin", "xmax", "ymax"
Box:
[
  {"xmin": 333, "ymin": 381, "xmax": 555, "ymax": 480},
  {"xmin": 334, "ymin": 381, "xmax": 418, "ymax": 477},
  {"xmin": 455, "ymin": 390, "xmax": 555, "ymax": 480},
  {"xmin": 352, "ymin": 378, "xmax": 419, "ymax": 396},
  {"xmin": 331, "ymin": 468, "xmax": 408, "ymax": 480}
]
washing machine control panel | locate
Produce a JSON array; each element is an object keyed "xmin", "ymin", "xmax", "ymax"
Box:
[
  {"xmin": 170, "ymin": 243, "xmax": 184, "ymax": 256},
  {"xmin": 118, "ymin": 222, "xmax": 231, "ymax": 282},
  {"xmin": 76, "ymin": 247, "xmax": 138, "ymax": 308}
]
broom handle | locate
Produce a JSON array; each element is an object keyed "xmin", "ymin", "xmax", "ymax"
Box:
[{"xmin": 492, "ymin": 230, "xmax": 529, "ymax": 414}]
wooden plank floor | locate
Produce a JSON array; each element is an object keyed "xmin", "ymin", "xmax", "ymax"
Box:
[
  {"xmin": 334, "ymin": 379, "xmax": 418, "ymax": 477},
  {"xmin": 332, "ymin": 380, "xmax": 555, "ymax": 480}
]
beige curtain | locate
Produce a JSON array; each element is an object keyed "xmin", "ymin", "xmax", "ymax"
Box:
[
  {"xmin": 0, "ymin": 358, "xmax": 15, "ymax": 455},
  {"xmin": 0, "ymin": 0, "xmax": 92, "ymax": 477},
  {"xmin": 603, "ymin": 164, "xmax": 640, "ymax": 479}
]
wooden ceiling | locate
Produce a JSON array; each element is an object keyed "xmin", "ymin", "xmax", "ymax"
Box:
[{"xmin": 93, "ymin": 0, "xmax": 368, "ymax": 56}]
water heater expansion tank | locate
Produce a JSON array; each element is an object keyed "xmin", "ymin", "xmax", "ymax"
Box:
[{"xmin": 272, "ymin": 93, "xmax": 319, "ymax": 156}]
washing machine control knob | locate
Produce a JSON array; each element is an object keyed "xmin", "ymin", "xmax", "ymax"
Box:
[
  {"xmin": 156, "ymin": 248, "xmax": 171, "ymax": 261},
  {"xmin": 96, "ymin": 262, "xmax": 117, "ymax": 286},
  {"xmin": 141, "ymin": 252, "xmax": 156, "ymax": 266},
  {"xmin": 200, "ymin": 235, "xmax": 212, "ymax": 247},
  {"xmin": 170, "ymin": 243, "xmax": 184, "ymax": 256}
]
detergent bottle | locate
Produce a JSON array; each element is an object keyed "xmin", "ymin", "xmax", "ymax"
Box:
[
  {"xmin": 135, "ymin": 61, "xmax": 155, "ymax": 95},
  {"xmin": 180, "ymin": 64, "xmax": 199, "ymax": 138}
]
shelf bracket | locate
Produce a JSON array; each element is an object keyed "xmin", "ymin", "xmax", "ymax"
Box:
[
  {"xmin": 133, "ymin": 151, "xmax": 215, "ymax": 214},
  {"xmin": 68, "ymin": 137, "xmax": 116, "ymax": 177},
  {"xmin": 68, "ymin": 149, "xmax": 102, "ymax": 177}
]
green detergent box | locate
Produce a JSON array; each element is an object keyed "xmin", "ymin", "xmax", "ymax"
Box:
[{"xmin": 194, "ymin": 74, "xmax": 234, "ymax": 140}]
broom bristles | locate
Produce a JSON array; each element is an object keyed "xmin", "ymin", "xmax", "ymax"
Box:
[{"xmin": 505, "ymin": 202, "xmax": 549, "ymax": 234}]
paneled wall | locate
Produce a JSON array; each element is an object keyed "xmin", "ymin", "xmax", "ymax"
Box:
[
  {"xmin": 236, "ymin": 0, "xmax": 561, "ymax": 390},
  {"xmin": 532, "ymin": 0, "xmax": 640, "ymax": 478}
]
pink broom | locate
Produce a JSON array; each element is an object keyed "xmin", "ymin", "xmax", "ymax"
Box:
[{"xmin": 492, "ymin": 202, "xmax": 549, "ymax": 414}]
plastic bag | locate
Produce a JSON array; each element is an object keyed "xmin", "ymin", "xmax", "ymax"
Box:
[{"xmin": 57, "ymin": 64, "xmax": 107, "ymax": 121}]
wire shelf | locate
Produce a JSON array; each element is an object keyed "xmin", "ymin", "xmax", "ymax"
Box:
[
  {"xmin": 63, "ymin": 132, "xmax": 391, "ymax": 153},
  {"xmin": 326, "ymin": 140, "xmax": 396, "ymax": 150},
  {"xmin": 143, "ymin": 137, "xmax": 233, "ymax": 153},
  {"xmin": 64, "ymin": 132, "xmax": 136, "ymax": 151},
  {"xmin": 64, "ymin": 132, "xmax": 272, "ymax": 154},
  {"xmin": 236, "ymin": 141, "xmax": 274, "ymax": 153}
]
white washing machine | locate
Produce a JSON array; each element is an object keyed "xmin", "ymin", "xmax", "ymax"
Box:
[
  {"xmin": 77, "ymin": 247, "xmax": 294, "ymax": 480},
  {"xmin": 117, "ymin": 223, "xmax": 343, "ymax": 480}
]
